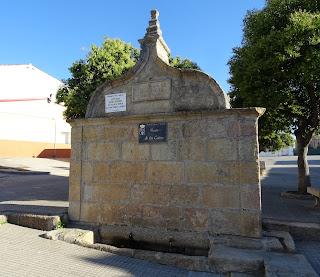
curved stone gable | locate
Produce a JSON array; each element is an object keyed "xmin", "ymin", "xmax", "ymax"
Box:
[{"xmin": 86, "ymin": 10, "xmax": 229, "ymax": 118}]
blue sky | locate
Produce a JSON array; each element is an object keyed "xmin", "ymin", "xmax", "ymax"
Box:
[{"xmin": 0, "ymin": 0, "xmax": 265, "ymax": 92}]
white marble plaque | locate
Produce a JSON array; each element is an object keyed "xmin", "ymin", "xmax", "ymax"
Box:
[{"xmin": 105, "ymin": 93, "xmax": 126, "ymax": 113}]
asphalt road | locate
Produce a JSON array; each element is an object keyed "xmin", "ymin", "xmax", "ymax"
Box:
[{"xmin": 0, "ymin": 158, "xmax": 69, "ymax": 215}]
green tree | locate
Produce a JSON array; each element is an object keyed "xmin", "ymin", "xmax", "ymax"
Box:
[
  {"xmin": 229, "ymin": 0, "xmax": 320, "ymax": 193},
  {"xmin": 57, "ymin": 38, "xmax": 200, "ymax": 120},
  {"xmin": 169, "ymin": 56, "xmax": 201, "ymax": 70},
  {"xmin": 56, "ymin": 38, "xmax": 139, "ymax": 119}
]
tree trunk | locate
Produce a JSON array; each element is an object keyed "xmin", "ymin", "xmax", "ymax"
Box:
[{"xmin": 296, "ymin": 135, "xmax": 311, "ymax": 194}]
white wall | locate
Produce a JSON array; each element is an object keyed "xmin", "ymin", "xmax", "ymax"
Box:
[
  {"xmin": 0, "ymin": 64, "xmax": 61, "ymax": 99},
  {"xmin": 0, "ymin": 64, "xmax": 70, "ymax": 144},
  {"xmin": 0, "ymin": 101, "xmax": 70, "ymax": 144},
  {"xmin": 259, "ymin": 147, "xmax": 294, "ymax": 157}
]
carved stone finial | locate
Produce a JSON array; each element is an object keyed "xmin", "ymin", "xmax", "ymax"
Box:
[
  {"xmin": 139, "ymin": 9, "xmax": 170, "ymax": 64},
  {"xmin": 151, "ymin": 9, "xmax": 159, "ymax": 20},
  {"xmin": 146, "ymin": 9, "xmax": 162, "ymax": 37}
]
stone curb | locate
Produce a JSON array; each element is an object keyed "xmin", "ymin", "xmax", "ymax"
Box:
[
  {"xmin": 263, "ymin": 230, "xmax": 296, "ymax": 253},
  {"xmin": 42, "ymin": 227, "xmax": 318, "ymax": 276},
  {"xmin": 280, "ymin": 191, "xmax": 313, "ymax": 200},
  {"xmin": 0, "ymin": 215, "xmax": 7, "ymax": 224},
  {"xmin": 42, "ymin": 228, "xmax": 94, "ymax": 245},
  {"xmin": 42, "ymin": 228, "xmax": 212, "ymax": 273},
  {"xmin": 260, "ymin": 160, "xmax": 266, "ymax": 176},
  {"xmin": 263, "ymin": 218, "xmax": 320, "ymax": 240},
  {"xmin": 0, "ymin": 213, "xmax": 66, "ymax": 231},
  {"xmin": 208, "ymin": 244, "xmax": 317, "ymax": 276},
  {"xmin": 87, "ymin": 243, "xmax": 211, "ymax": 273}
]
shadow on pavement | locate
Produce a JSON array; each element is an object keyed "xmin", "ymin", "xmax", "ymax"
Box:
[
  {"xmin": 79, "ymin": 254, "xmax": 201, "ymax": 276},
  {"xmin": 274, "ymin": 160, "xmax": 320, "ymax": 166},
  {"xmin": 0, "ymin": 172, "xmax": 69, "ymax": 215},
  {"xmin": 0, "ymin": 204, "xmax": 68, "ymax": 215},
  {"xmin": 262, "ymin": 156, "xmax": 320, "ymax": 223}
]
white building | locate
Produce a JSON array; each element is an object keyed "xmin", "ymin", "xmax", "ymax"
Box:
[
  {"xmin": 259, "ymin": 146, "xmax": 294, "ymax": 157},
  {"xmin": 0, "ymin": 64, "xmax": 71, "ymax": 157}
]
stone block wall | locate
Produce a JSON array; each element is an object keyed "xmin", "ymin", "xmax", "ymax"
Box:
[{"xmin": 69, "ymin": 109, "xmax": 262, "ymax": 248}]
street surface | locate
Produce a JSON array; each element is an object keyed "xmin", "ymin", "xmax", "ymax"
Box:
[{"xmin": 0, "ymin": 158, "xmax": 68, "ymax": 215}]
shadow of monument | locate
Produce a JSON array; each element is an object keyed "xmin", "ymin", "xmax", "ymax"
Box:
[{"xmin": 78, "ymin": 254, "xmax": 196, "ymax": 276}]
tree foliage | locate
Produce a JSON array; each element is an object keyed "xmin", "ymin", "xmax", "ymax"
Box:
[
  {"xmin": 229, "ymin": 0, "xmax": 320, "ymax": 150},
  {"xmin": 56, "ymin": 38, "xmax": 200, "ymax": 120},
  {"xmin": 56, "ymin": 38, "xmax": 139, "ymax": 119},
  {"xmin": 229, "ymin": 0, "xmax": 320, "ymax": 192},
  {"xmin": 169, "ymin": 56, "xmax": 201, "ymax": 70}
]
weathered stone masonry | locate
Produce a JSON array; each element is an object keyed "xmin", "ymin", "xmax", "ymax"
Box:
[{"xmin": 68, "ymin": 10, "xmax": 264, "ymax": 250}]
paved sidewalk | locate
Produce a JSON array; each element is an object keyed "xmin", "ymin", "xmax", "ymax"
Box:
[
  {"xmin": 261, "ymin": 156, "xmax": 320, "ymax": 274},
  {"xmin": 261, "ymin": 155, "xmax": 320, "ymax": 223},
  {"xmin": 296, "ymin": 240, "xmax": 320, "ymax": 274},
  {"xmin": 0, "ymin": 223, "xmax": 219, "ymax": 277}
]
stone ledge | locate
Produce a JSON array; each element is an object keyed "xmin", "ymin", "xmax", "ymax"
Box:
[
  {"xmin": 89, "ymin": 244, "xmax": 211, "ymax": 273},
  {"xmin": 209, "ymin": 244, "xmax": 317, "ymax": 276},
  {"xmin": 263, "ymin": 230, "xmax": 295, "ymax": 253},
  {"xmin": 42, "ymin": 228, "xmax": 94, "ymax": 245},
  {"xmin": 69, "ymin": 108, "xmax": 265, "ymax": 126},
  {"xmin": 263, "ymin": 218, "xmax": 320, "ymax": 240},
  {"xmin": 42, "ymin": 227, "xmax": 211, "ymax": 273},
  {"xmin": 210, "ymin": 233, "xmax": 291, "ymax": 254},
  {"xmin": 5, "ymin": 213, "xmax": 64, "ymax": 231},
  {"xmin": 99, "ymin": 225, "xmax": 210, "ymax": 250}
]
